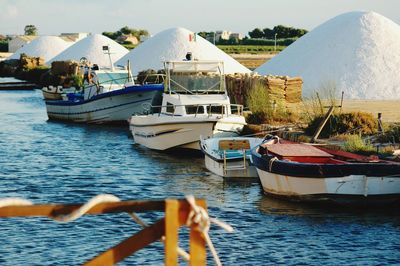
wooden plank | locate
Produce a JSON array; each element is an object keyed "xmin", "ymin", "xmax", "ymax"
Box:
[
  {"xmin": 189, "ymin": 199, "xmax": 207, "ymax": 266},
  {"xmin": 218, "ymin": 139, "xmax": 250, "ymax": 150},
  {"xmin": 165, "ymin": 200, "xmax": 179, "ymax": 266},
  {"xmin": 84, "ymin": 218, "xmax": 165, "ymax": 266},
  {"xmin": 0, "ymin": 200, "xmax": 165, "ymax": 218}
]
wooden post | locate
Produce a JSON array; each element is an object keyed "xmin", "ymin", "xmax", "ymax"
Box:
[
  {"xmin": 189, "ymin": 200, "xmax": 207, "ymax": 266},
  {"xmin": 165, "ymin": 199, "xmax": 179, "ymax": 266},
  {"xmin": 311, "ymin": 105, "xmax": 335, "ymax": 143}
]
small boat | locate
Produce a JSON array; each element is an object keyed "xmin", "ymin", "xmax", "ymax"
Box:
[
  {"xmin": 200, "ymin": 136, "xmax": 263, "ymax": 178},
  {"xmin": 251, "ymin": 136, "xmax": 400, "ymax": 205},
  {"xmin": 42, "ymin": 85, "xmax": 76, "ymax": 100},
  {"xmin": 129, "ymin": 60, "xmax": 247, "ymax": 150},
  {"xmin": 44, "ymin": 67, "xmax": 164, "ymax": 124}
]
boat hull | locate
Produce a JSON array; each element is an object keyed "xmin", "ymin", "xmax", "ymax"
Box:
[
  {"xmin": 252, "ymin": 147, "xmax": 400, "ymax": 205},
  {"xmin": 204, "ymin": 155, "xmax": 258, "ymax": 178},
  {"xmin": 130, "ymin": 115, "xmax": 245, "ymax": 151},
  {"xmin": 131, "ymin": 121, "xmax": 216, "ymax": 150},
  {"xmin": 45, "ymin": 85, "xmax": 162, "ymax": 123}
]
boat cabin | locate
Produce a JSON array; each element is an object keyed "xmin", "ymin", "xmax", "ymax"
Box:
[{"xmin": 155, "ymin": 61, "xmax": 242, "ymax": 117}]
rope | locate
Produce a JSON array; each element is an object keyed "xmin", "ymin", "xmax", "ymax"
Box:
[
  {"xmin": 185, "ymin": 195, "xmax": 234, "ymax": 266},
  {"xmin": 0, "ymin": 198, "xmax": 32, "ymax": 208},
  {"xmin": 269, "ymin": 157, "xmax": 278, "ymax": 172},
  {"xmin": 51, "ymin": 194, "xmax": 121, "ymax": 222}
]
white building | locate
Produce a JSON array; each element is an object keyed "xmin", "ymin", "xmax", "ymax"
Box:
[
  {"xmin": 8, "ymin": 35, "xmax": 37, "ymax": 52},
  {"xmin": 215, "ymin": 31, "xmax": 231, "ymax": 41}
]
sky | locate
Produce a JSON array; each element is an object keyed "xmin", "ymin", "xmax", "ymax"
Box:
[{"xmin": 0, "ymin": 0, "xmax": 399, "ymax": 36}]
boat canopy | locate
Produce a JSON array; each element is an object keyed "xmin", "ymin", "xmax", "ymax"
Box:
[{"xmin": 164, "ymin": 61, "xmax": 226, "ymax": 94}]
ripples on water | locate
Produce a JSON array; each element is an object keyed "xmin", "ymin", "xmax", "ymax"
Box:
[{"xmin": 0, "ymin": 89, "xmax": 399, "ymax": 265}]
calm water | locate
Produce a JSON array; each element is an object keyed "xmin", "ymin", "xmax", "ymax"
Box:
[{"xmin": 0, "ymin": 88, "xmax": 399, "ymax": 265}]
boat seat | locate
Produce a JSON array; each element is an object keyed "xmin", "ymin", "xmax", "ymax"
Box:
[{"xmin": 219, "ymin": 139, "xmax": 250, "ymax": 151}]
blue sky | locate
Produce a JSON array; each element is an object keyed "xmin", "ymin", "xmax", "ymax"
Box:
[{"xmin": 1, "ymin": 0, "xmax": 399, "ymax": 36}]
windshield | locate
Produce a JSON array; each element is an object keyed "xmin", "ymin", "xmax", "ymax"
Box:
[
  {"xmin": 96, "ymin": 72, "xmax": 128, "ymax": 85},
  {"xmin": 166, "ymin": 61, "xmax": 225, "ymax": 94}
]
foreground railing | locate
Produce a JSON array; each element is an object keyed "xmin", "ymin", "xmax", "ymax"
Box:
[{"xmin": 0, "ymin": 195, "xmax": 232, "ymax": 265}]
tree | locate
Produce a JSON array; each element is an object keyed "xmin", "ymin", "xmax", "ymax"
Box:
[
  {"xmin": 248, "ymin": 28, "xmax": 264, "ymax": 39},
  {"xmin": 24, "ymin": 25, "xmax": 37, "ymax": 36},
  {"xmin": 262, "ymin": 28, "xmax": 274, "ymax": 39}
]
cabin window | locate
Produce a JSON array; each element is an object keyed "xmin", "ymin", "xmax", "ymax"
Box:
[
  {"xmin": 207, "ymin": 105, "xmax": 224, "ymax": 115},
  {"xmin": 166, "ymin": 102, "xmax": 175, "ymax": 113},
  {"xmin": 185, "ymin": 105, "xmax": 204, "ymax": 114}
]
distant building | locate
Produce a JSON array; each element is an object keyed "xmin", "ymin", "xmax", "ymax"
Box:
[
  {"xmin": 8, "ymin": 35, "xmax": 37, "ymax": 52},
  {"xmin": 116, "ymin": 34, "xmax": 139, "ymax": 45},
  {"xmin": 59, "ymin": 33, "xmax": 88, "ymax": 43},
  {"xmin": 215, "ymin": 31, "xmax": 231, "ymax": 42},
  {"xmin": 0, "ymin": 34, "xmax": 6, "ymax": 41},
  {"xmin": 229, "ymin": 33, "xmax": 244, "ymax": 40}
]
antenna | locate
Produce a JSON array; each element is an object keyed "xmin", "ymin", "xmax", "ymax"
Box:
[{"xmin": 102, "ymin": 45, "xmax": 114, "ymax": 71}]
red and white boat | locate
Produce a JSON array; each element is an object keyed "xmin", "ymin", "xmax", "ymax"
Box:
[{"xmin": 251, "ymin": 136, "xmax": 400, "ymax": 205}]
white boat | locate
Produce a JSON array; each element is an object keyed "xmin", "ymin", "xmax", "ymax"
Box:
[
  {"xmin": 129, "ymin": 60, "xmax": 247, "ymax": 150},
  {"xmin": 44, "ymin": 67, "xmax": 164, "ymax": 123},
  {"xmin": 200, "ymin": 136, "xmax": 263, "ymax": 178},
  {"xmin": 251, "ymin": 136, "xmax": 400, "ymax": 205}
]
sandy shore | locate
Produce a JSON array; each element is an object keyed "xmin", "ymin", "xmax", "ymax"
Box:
[{"xmin": 341, "ymin": 99, "xmax": 400, "ymax": 122}]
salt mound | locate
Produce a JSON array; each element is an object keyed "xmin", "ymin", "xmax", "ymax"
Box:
[
  {"xmin": 48, "ymin": 34, "xmax": 129, "ymax": 68},
  {"xmin": 9, "ymin": 36, "xmax": 72, "ymax": 62},
  {"xmin": 115, "ymin": 27, "xmax": 250, "ymax": 75},
  {"xmin": 256, "ymin": 11, "xmax": 400, "ymax": 100}
]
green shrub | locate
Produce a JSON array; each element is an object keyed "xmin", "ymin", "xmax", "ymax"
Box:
[
  {"xmin": 305, "ymin": 112, "xmax": 378, "ymax": 138},
  {"xmin": 378, "ymin": 123, "xmax": 400, "ymax": 143},
  {"xmin": 246, "ymin": 82, "xmax": 297, "ymax": 124},
  {"xmin": 343, "ymin": 134, "xmax": 375, "ymax": 154}
]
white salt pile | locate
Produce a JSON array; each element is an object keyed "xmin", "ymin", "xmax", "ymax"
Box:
[
  {"xmin": 48, "ymin": 34, "xmax": 128, "ymax": 68},
  {"xmin": 9, "ymin": 36, "xmax": 72, "ymax": 62},
  {"xmin": 256, "ymin": 11, "xmax": 400, "ymax": 100},
  {"xmin": 115, "ymin": 27, "xmax": 250, "ymax": 75}
]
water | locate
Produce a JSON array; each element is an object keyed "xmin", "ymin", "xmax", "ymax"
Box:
[{"xmin": 0, "ymin": 88, "xmax": 399, "ymax": 265}]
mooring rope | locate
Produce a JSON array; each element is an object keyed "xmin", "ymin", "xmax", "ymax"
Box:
[{"xmin": 185, "ymin": 195, "xmax": 234, "ymax": 266}]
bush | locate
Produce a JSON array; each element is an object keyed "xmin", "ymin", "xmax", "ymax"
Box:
[
  {"xmin": 378, "ymin": 123, "xmax": 400, "ymax": 143},
  {"xmin": 343, "ymin": 134, "xmax": 375, "ymax": 154},
  {"xmin": 0, "ymin": 40, "xmax": 8, "ymax": 52},
  {"xmin": 305, "ymin": 112, "xmax": 378, "ymax": 138},
  {"xmin": 246, "ymin": 82, "xmax": 297, "ymax": 124}
]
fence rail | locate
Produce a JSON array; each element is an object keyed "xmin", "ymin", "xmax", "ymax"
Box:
[{"xmin": 0, "ymin": 198, "xmax": 207, "ymax": 266}]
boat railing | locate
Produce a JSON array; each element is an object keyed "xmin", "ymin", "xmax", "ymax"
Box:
[
  {"xmin": 143, "ymin": 103, "xmax": 244, "ymax": 117},
  {"xmin": 0, "ymin": 196, "xmax": 211, "ymax": 265}
]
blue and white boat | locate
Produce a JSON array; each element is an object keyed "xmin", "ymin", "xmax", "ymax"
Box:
[{"xmin": 44, "ymin": 67, "xmax": 164, "ymax": 124}]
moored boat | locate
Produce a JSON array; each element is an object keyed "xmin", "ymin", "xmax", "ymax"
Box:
[
  {"xmin": 251, "ymin": 136, "xmax": 400, "ymax": 205},
  {"xmin": 200, "ymin": 136, "xmax": 263, "ymax": 178},
  {"xmin": 129, "ymin": 60, "xmax": 247, "ymax": 150},
  {"xmin": 44, "ymin": 67, "xmax": 163, "ymax": 124}
]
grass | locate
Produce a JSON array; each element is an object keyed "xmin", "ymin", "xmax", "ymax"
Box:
[{"xmin": 217, "ymin": 45, "xmax": 286, "ymax": 54}]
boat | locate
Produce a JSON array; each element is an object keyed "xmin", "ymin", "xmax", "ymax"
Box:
[
  {"xmin": 43, "ymin": 64, "xmax": 164, "ymax": 124},
  {"xmin": 42, "ymin": 85, "xmax": 76, "ymax": 100},
  {"xmin": 129, "ymin": 60, "xmax": 247, "ymax": 150},
  {"xmin": 200, "ymin": 136, "xmax": 263, "ymax": 178},
  {"xmin": 251, "ymin": 136, "xmax": 400, "ymax": 205}
]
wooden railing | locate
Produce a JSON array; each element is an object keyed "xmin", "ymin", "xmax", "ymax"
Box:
[{"xmin": 0, "ymin": 198, "xmax": 207, "ymax": 266}]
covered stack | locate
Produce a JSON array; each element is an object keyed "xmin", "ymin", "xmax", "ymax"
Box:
[
  {"xmin": 225, "ymin": 74, "xmax": 302, "ymax": 105},
  {"xmin": 284, "ymin": 77, "xmax": 303, "ymax": 103},
  {"xmin": 265, "ymin": 76, "xmax": 285, "ymax": 102}
]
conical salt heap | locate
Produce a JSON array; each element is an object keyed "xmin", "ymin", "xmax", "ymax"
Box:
[
  {"xmin": 116, "ymin": 27, "xmax": 251, "ymax": 75},
  {"xmin": 48, "ymin": 34, "xmax": 129, "ymax": 68},
  {"xmin": 256, "ymin": 11, "xmax": 400, "ymax": 100},
  {"xmin": 9, "ymin": 36, "xmax": 72, "ymax": 62}
]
